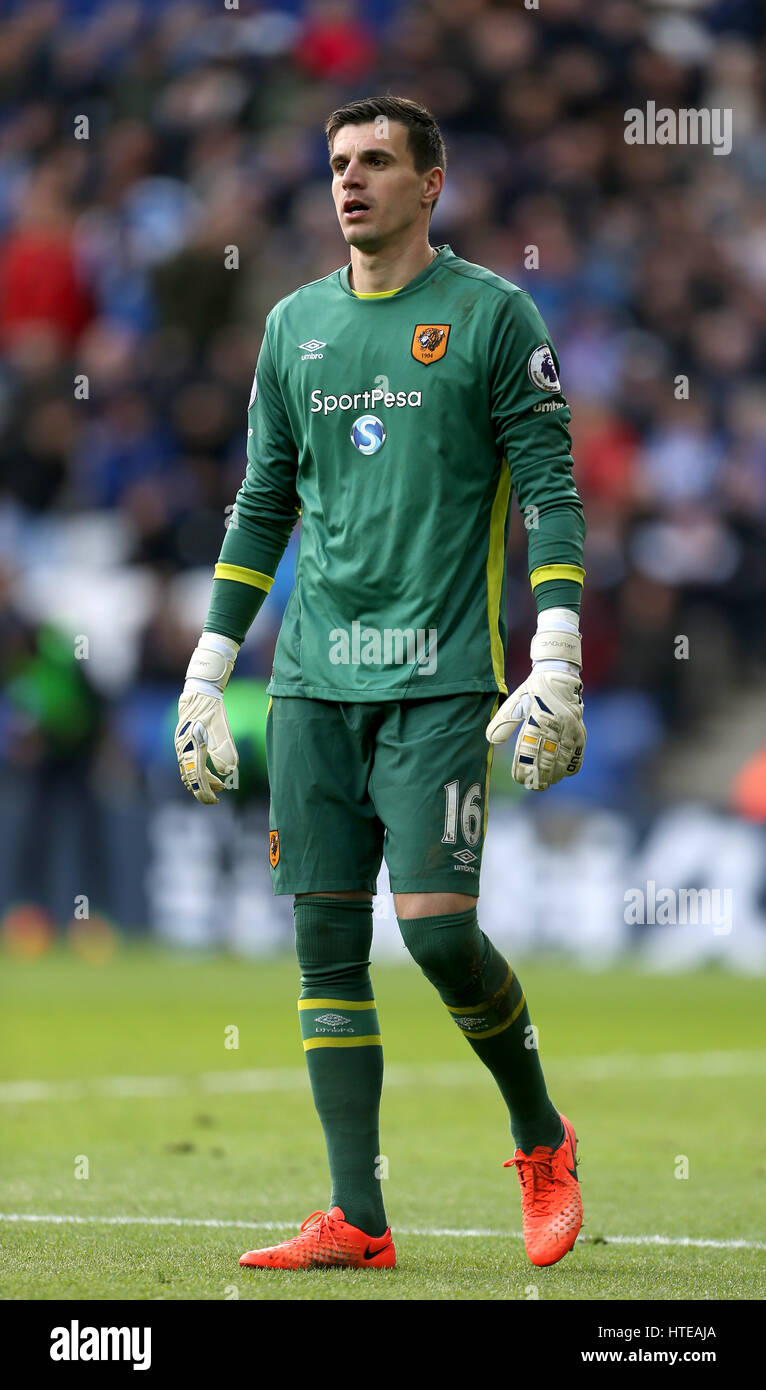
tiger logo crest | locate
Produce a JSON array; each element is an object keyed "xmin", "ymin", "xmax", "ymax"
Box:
[{"xmin": 411, "ymin": 323, "xmax": 451, "ymax": 365}]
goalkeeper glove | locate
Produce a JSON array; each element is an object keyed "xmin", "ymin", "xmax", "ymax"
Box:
[
  {"xmin": 485, "ymin": 607, "xmax": 586, "ymax": 791},
  {"xmin": 175, "ymin": 633, "xmax": 240, "ymax": 805}
]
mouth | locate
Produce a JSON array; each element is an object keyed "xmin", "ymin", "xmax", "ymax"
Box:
[{"xmin": 342, "ymin": 198, "xmax": 371, "ymax": 220}]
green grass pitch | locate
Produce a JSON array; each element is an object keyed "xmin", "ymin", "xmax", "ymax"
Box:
[{"xmin": 1, "ymin": 943, "xmax": 765, "ymax": 1301}]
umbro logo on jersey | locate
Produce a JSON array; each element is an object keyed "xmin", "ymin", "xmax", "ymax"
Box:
[
  {"xmin": 453, "ymin": 849, "xmax": 477, "ymax": 865},
  {"xmin": 299, "ymin": 339, "xmax": 326, "ymax": 359}
]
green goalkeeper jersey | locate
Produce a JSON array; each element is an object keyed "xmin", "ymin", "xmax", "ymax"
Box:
[{"xmin": 205, "ymin": 243, "xmax": 585, "ymax": 701}]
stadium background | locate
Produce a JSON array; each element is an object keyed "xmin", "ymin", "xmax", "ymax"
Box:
[{"xmin": 0, "ymin": 0, "xmax": 765, "ymax": 972}]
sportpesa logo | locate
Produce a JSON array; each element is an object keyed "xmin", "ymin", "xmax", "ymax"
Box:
[
  {"xmin": 310, "ymin": 388, "xmax": 422, "ymax": 416},
  {"xmin": 351, "ymin": 414, "xmax": 386, "ymax": 455}
]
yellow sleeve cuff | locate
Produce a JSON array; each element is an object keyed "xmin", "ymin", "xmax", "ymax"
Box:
[
  {"xmin": 213, "ymin": 563, "xmax": 274, "ymax": 592},
  {"xmin": 530, "ymin": 564, "xmax": 585, "ymax": 590}
]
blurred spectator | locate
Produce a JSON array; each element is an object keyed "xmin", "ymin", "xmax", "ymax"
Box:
[
  {"xmin": 0, "ymin": 0, "xmax": 763, "ymax": 832},
  {"xmin": 0, "ymin": 167, "xmax": 94, "ymax": 355},
  {"xmin": 0, "ymin": 567, "xmax": 108, "ymax": 919}
]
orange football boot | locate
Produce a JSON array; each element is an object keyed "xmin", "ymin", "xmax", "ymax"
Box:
[
  {"xmin": 239, "ymin": 1206, "xmax": 396, "ymax": 1270},
  {"xmin": 504, "ymin": 1112, "xmax": 582, "ymax": 1267}
]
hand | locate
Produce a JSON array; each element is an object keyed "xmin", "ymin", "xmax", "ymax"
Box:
[
  {"xmin": 174, "ymin": 634, "xmax": 240, "ymax": 805},
  {"xmin": 485, "ymin": 607, "xmax": 585, "ymax": 791},
  {"xmin": 485, "ymin": 667, "xmax": 586, "ymax": 791}
]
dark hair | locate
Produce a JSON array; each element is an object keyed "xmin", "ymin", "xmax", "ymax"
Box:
[{"xmin": 325, "ymin": 95, "xmax": 447, "ymax": 219}]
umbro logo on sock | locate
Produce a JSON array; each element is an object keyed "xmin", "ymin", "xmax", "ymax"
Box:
[{"xmin": 314, "ymin": 1012, "xmax": 354, "ymax": 1034}]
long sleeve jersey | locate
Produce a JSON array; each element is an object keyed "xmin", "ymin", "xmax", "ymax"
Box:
[{"xmin": 204, "ymin": 243, "xmax": 585, "ymax": 700}]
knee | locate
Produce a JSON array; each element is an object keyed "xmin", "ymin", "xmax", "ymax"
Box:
[
  {"xmin": 397, "ymin": 905, "xmax": 487, "ymax": 990},
  {"xmin": 294, "ymin": 894, "xmax": 373, "ymax": 963}
]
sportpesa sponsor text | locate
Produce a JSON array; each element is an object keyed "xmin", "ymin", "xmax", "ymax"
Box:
[
  {"xmin": 309, "ymin": 386, "xmax": 565, "ymax": 416},
  {"xmin": 310, "ymin": 387, "xmax": 422, "ymax": 415}
]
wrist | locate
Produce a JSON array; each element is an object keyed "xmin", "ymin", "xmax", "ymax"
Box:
[
  {"xmin": 182, "ymin": 677, "xmax": 225, "ymax": 699},
  {"xmin": 185, "ymin": 632, "xmax": 240, "ymax": 693},
  {"xmin": 199, "ymin": 632, "xmax": 241, "ymax": 660},
  {"xmin": 536, "ymin": 606, "xmax": 580, "ymax": 634},
  {"xmin": 532, "ymin": 658, "xmax": 581, "ymax": 675},
  {"xmin": 530, "ymin": 608, "xmax": 582, "ymax": 670}
]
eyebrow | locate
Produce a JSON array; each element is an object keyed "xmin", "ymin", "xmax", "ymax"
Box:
[{"xmin": 329, "ymin": 148, "xmax": 396, "ymax": 169}]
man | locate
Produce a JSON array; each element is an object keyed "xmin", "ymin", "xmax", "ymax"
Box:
[{"xmin": 175, "ymin": 96, "xmax": 586, "ymax": 1271}]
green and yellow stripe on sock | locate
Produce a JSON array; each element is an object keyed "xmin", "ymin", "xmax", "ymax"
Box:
[
  {"xmin": 298, "ymin": 997, "xmax": 381, "ymax": 1051},
  {"xmin": 442, "ymin": 963, "xmax": 526, "ymax": 1040}
]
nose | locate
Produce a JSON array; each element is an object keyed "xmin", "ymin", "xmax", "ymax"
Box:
[{"xmin": 341, "ymin": 158, "xmax": 364, "ymax": 188}]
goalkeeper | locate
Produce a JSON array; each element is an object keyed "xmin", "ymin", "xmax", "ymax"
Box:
[{"xmin": 175, "ymin": 96, "xmax": 586, "ymax": 1271}]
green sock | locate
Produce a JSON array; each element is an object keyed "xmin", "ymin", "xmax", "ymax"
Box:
[
  {"xmin": 294, "ymin": 896, "xmax": 387, "ymax": 1238},
  {"xmin": 398, "ymin": 907, "xmax": 563, "ymax": 1154}
]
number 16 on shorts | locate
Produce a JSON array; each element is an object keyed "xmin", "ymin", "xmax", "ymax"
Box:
[{"xmin": 441, "ymin": 779, "xmax": 485, "ymax": 874}]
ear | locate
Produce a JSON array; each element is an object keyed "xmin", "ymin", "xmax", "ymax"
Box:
[{"xmin": 422, "ymin": 166, "xmax": 444, "ymax": 210}]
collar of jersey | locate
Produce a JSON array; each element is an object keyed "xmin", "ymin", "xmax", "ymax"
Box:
[
  {"xmin": 340, "ymin": 243, "xmax": 451, "ymax": 300},
  {"xmin": 353, "ymin": 285, "xmax": 402, "ymax": 299}
]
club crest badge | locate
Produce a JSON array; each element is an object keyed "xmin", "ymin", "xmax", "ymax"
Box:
[
  {"xmin": 411, "ymin": 323, "xmax": 451, "ymax": 365},
  {"xmin": 269, "ymin": 830, "xmax": 280, "ymax": 867}
]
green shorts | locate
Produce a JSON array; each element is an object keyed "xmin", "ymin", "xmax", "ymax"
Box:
[{"xmin": 265, "ymin": 691, "xmax": 500, "ymax": 897}]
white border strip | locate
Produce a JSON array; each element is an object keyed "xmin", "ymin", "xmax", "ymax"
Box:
[{"xmin": 0, "ymin": 1212, "xmax": 763, "ymax": 1251}]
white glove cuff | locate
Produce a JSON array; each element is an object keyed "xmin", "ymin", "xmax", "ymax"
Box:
[
  {"xmin": 183, "ymin": 678, "xmax": 224, "ymax": 699},
  {"xmin": 185, "ymin": 632, "xmax": 240, "ymax": 690},
  {"xmin": 199, "ymin": 632, "xmax": 240, "ymax": 660},
  {"xmin": 536, "ymin": 606, "xmax": 579, "ymax": 633},
  {"xmin": 530, "ymin": 607, "xmax": 581, "ymax": 668},
  {"xmin": 533, "ymin": 658, "xmax": 580, "ymax": 675}
]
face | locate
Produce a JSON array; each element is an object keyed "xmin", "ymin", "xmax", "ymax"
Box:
[{"xmin": 329, "ymin": 120, "xmax": 439, "ymax": 251}]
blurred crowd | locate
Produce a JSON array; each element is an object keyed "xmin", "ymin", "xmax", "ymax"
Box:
[{"xmin": 0, "ymin": 0, "xmax": 765, "ymax": 828}]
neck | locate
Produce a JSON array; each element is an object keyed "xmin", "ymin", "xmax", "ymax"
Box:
[{"xmin": 349, "ymin": 235, "xmax": 436, "ymax": 294}]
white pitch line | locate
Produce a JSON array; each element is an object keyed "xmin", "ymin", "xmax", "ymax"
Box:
[
  {"xmin": 587, "ymin": 1234, "xmax": 766, "ymax": 1252},
  {"xmin": 1, "ymin": 1050, "xmax": 765, "ymax": 1104},
  {"xmin": 0, "ymin": 1213, "xmax": 764, "ymax": 1252}
]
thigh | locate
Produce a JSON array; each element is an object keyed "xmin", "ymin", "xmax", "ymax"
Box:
[
  {"xmin": 265, "ymin": 696, "xmax": 385, "ymax": 895},
  {"xmin": 369, "ymin": 692, "xmax": 500, "ymax": 897}
]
